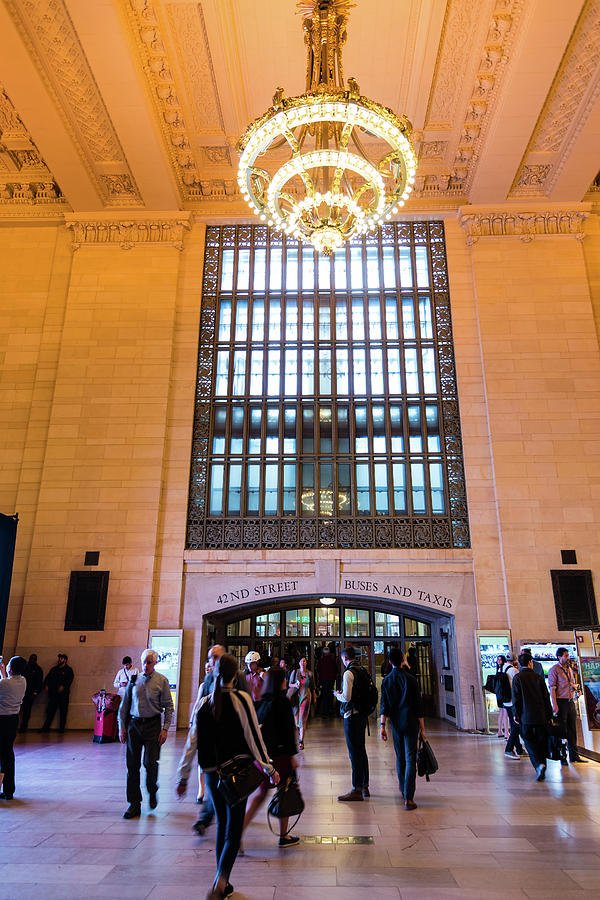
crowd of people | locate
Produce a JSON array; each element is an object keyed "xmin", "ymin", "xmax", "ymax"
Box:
[{"xmin": 0, "ymin": 640, "xmax": 591, "ymax": 899}]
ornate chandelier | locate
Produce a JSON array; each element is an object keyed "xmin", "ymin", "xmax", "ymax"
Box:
[{"xmin": 236, "ymin": 0, "xmax": 417, "ymax": 255}]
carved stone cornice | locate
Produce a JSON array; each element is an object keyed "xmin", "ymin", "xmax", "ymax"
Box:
[
  {"xmin": 65, "ymin": 212, "xmax": 192, "ymax": 250},
  {"xmin": 458, "ymin": 204, "xmax": 590, "ymax": 245},
  {"xmin": 0, "ymin": 85, "xmax": 65, "ymax": 209},
  {"xmin": 121, "ymin": 0, "xmax": 225, "ymax": 202},
  {"xmin": 5, "ymin": 0, "xmax": 142, "ymax": 207},
  {"xmin": 424, "ymin": 0, "xmax": 526, "ymax": 196},
  {"xmin": 511, "ymin": 0, "xmax": 600, "ymax": 197}
]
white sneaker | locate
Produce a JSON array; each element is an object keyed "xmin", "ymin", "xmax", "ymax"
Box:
[{"xmin": 504, "ymin": 749, "xmax": 520, "ymax": 759}]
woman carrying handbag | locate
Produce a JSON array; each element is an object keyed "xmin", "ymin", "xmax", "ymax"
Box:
[
  {"xmin": 195, "ymin": 654, "xmax": 279, "ymax": 900},
  {"xmin": 244, "ymin": 666, "xmax": 300, "ymax": 847}
]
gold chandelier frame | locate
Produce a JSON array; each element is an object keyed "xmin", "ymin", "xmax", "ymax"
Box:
[{"xmin": 236, "ymin": 0, "xmax": 417, "ymax": 255}]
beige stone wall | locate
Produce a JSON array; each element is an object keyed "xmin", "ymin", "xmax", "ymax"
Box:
[
  {"xmin": 465, "ymin": 227, "xmax": 600, "ymax": 641},
  {"xmin": 2, "ymin": 212, "xmax": 600, "ymax": 730}
]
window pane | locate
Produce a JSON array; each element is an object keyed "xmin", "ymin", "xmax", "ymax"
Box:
[
  {"xmin": 334, "ymin": 249, "xmax": 347, "ymax": 290},
  {"xmin": 209, "ymin": 463, "xmax": 224, "ymax": 515},
  {"xmin": 265, "ymin": 406, "xmax": 278, "ymax": 453},
  {"xmin": 283, "ymin": 464, "xmax": 296, "ymax": 513},
  {"xmin": 335, "ymin": 298, "xmax": 348, "ymax": 339},
  {"xmin": 337, "ymin": 404, "xmax": 350, "ymax": 452},
  {"xmin": 390, "ymin": 404, "xmax": 403, "ymax": 452},
  {"xmin": 302, "ymin": 248, "xmax": 314, "ymax": 291},
  {"xmin": 268, "ymin": 298, "xmax": 281, "ymax": 340},
  {"xmin": 387, "ymin": 347, "xmax": 402, "ymax": 394},
  {"xmin": 392, "ymin": 462, "xmax": 406, "ymax": 513},
  {"xmin": 408, "ymin": 405, "xmax": 422, "ymax": 452},
  {"xmin": 227, "ymin": 618, "xmax": 251, "ymax": 637},
  {"xmin": 345, "ymin": 608, "xmax": 370, "ymax": 637},
  {"xmin": 353, "ymin": 348, "xmax": 367, "ymax": 394},
  {"xmin": 283, "ymin": 407, "xmax": 296, "ymax": 453},
  {"xmin": 250, "ymin": 349, "xmax": 263, "ymax": 394},
  {"xmin": 318, "ymin": 254, "xmax": 330, "ymax": 290},
  {"xmin": 228, "ymin": 463, "xmax": 242, "ymax": 513},
  {"xmin": 405, "ymin": 617, "xmax": 431, "ymax": 637},
  {"xmin": 370, "ymin": 347, "xmax": 384, "ymax": 394},
  {"xmin": 315, "ymin": 607, "xmax": 340, "ymax": 636},
  {"xmin": 336, "ymin": 347, "xmax": 349, "ymax": 395},
  {"xmin": 426, "ymin": 404, "xmax": 441, "ymax": 452},
  {"xmin": 355, "ymin": 405, "xmax": 368, "ymax": 452},
  {"xmin": 248, "ymin": 406, "xmax": 261, "ymax": 455},
  {"xmin": 385, "ymin": 296, "xmax": 399, "ymax": 339},
  {"xmin": 319, "ymin": 405, "xmax": 332, "ymax": 452},
  {"xmin": 285, "ymin": 299, "xmax": 298, "ymax": 340},
  {"xmin": 405, "ymin": 348, "xmax": 419, "ymax": 394},
  {"xmin": 218, "ymin": 299, "xmax": 232, "ymax": 341},
  {"xmin": 232, "ymin": 349, "xmax": 246, "ymax": 395},
  {"xmin": 402, "ymin": 298, "xmax": 416, "ymax": 339},
  {"xmin": 213, "ymin": 405, "xmax": 226, "ymax": 454},
  {"xmin": 254, "ymin": 249, "xmax": 266, "ymax": 291},
  {"xmin": 422, "ymin": 347, "xmax": 436, "ymax": 393},
  {"xmin": 302, "ymin": 348, "xmax": 314, "ymax": 394},
  {"xmin": 419, "ymin": 296, "xmax": 433, "ymax": 339},
  {"xmin": 399, "ymin": 246, "xmax": 412, "ymax": 287},
  {"xmin": 251, "ymin": 299, "xmax": 264, "ymax": 340},
  {"xmin": 302, "ymin": 299, "xmax": 314, "ymax": 341},
  {"xmin": 237, "ymin": 250, "xmax": 250, "ymax": 291},
  {"xmin": 302, "ymin": 407, "xmax": 314, "ymax": 452},
  {"xmin": 319, "ymin": 462, "xmax": 333, "ymax": 516},
  {"xmin": 215, "ymin": 350, "xmax": 229, "ymax": 396},
  {"xmin": 230, "ymin": 405, "xmax": 244, "ymax": 454},
  {"xmin": 338, "ymin": 463, "xmax": 351, "ymax": 515},
  {"xmin": 356, "ymin": 463, "xmax": 370, "ymax": 513},
  {"xmin": 411, "ymin": 462, "xmax": 426, "ymax": 513},
  {"xmin": 270, "ymin": 248, "xmax": 282, "ymax": 291},
  {"xmin": 234, "ymin": 300, "xmax": 248, "ymax": 341},
  {"xmin": 301, "ymin": 462, "xmax": 314, "ymax": 515},
  {"xmin": 430, "ymin": 462, "xmax": 445, "ymax": 513},
  {"xmin": 350, "ymin": 246, "xmax": 363, "ymax": 290},
  {"xmin": 374, "ymin": 611, "xmax": 400, "ymax": 637},
  {"xmin": 267, "ymin": 349, "xmax": 280, "ymax": 395},
  {"xmin": 319, "ymin": 348, "xmax": 332, "ymax": 394},
  {"xmin": 374, "ymin": 463, "xmax": 389, "ymax": 514},
  {"xmin": 369, "ymin": 297, "xmax": 382, "ymax": 339},
  {"xmin": 285, "ymin": 349, "xmax": 297, "ymax": 395},
  {"xmin": 366, "ymin": 245, "xmax": 379, "ymax": 289},
  {"xmin": 286, "ymin": 249, "xmax": 298, "ymax": 291},
  {"xmin": 351, "ymin": 296, "xmax": 364, "ymax": 339},
  {"xmin": 221, "ymin": 249, "xmax": 234, "ymax": 291},
  {"xmin": 372, "ymin": 405, "xmax": 386, "ymax": 452},
  {"xmin": 318, "ymin": 296, "xmax": 330, "ymax": 340},
  {"xmin": 246, "ymin": 464, "xmax": 260, "ymax": 513},
  {"xmin": 415, "ymin": 246, "xmax": 429, "ymax": 287},
  {"xmin": 286, "ymin": 608, "xmax": 310, "ymax": 637},
  {"xmin": 383, "ymin": 246, "xmax": 396, "ymax": 289},
  {"xmin": 264, "ymin": 463, "xmax": 278, "ymax": 514}
]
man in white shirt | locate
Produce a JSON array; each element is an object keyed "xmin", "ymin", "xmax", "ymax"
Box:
[
  {"xmin": 0, "ymin": 655, "xmax": 27, "ymax": 800},
  {"xmin": 113, "ymin": 656, "xmax": 139, "ymax": 698}
]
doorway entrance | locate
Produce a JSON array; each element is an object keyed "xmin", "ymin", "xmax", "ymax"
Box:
[{"xmin": 207, "ymin": 595, "xmax": 450, "ymax": 719}]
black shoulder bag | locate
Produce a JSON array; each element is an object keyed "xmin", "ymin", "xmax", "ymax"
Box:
[
  {"xmin": 416, "ymin": 735, "xmax": 439, "ymax": 781},
  {"xmin": 216, "ymin": 690, "xmax": 268, "ymax": 806}
]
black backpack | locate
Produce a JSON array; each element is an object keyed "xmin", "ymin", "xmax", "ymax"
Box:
[{"xmin": 350, "ymin": 665, "xmax": 379, "ymax": 717}]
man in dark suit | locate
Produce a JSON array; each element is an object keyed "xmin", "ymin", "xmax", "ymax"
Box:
[
  {"xmin": 379, "ymin": 647, "xmax": 426, "ymax": 810},
  {"xmin": 512, "ymin": 651, "xmax": 553, "ymax": 781},
  {"xmin": 19, "ymin": 654, "xmax": 43, "ymax": 733},
  {"xmin": 41, "ymin": 653, "xmax": 74, "ymax": 732}
]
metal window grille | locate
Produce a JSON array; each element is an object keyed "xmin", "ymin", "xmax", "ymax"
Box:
[{"xmin": 187, "ymin": 222, "xmax": 470, "ymax": 549}]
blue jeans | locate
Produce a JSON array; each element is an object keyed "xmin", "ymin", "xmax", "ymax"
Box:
[
  {"xmin": 391, "ymin": 726, "xmax": 418, "ymax": 801},
  {"xmin": 343, "ymin": 714, "xmax": 369, "ymax": 790},
  {"xmin": 205, "ymin": 771, "xmax": 246, "ymax": 884}
]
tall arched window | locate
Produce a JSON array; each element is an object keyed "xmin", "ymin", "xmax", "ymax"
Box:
[{"xmin": 187, "ymin": 223, "xmax": 469, "ymax": 549}]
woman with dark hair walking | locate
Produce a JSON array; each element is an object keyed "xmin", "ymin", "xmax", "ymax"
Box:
[
  {"xmin": 244, "ymin": 666, "xmax": 300, "ymax": 847},
  {"xmin": 195, "ymin": 653, "xmax": 279, "ymax": 900},
  {"xmin": 288, "ymin": 656, "xmax": 316, "ymax": 749}
]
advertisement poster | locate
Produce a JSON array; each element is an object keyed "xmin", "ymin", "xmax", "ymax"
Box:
[
  {"xmin": 478, "ymin": 633, "xmax": 511, "ymax": 715},
  {"xmin": 149, "ymin": 630, "xmax": 182, "ymax": 727},
  {"xmin": 579, "ymin": 657, "xmax": 600, "ymax": 730}
]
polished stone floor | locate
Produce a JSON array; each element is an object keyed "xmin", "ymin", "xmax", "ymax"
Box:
[{"xmin": 1, "ymin": 718, "xmax": 600, "ymax": 899}]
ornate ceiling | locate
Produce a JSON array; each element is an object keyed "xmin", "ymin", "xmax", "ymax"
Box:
[{"xmin": 0, "ymin": 0, "xmax": 599, "ymax": 219}]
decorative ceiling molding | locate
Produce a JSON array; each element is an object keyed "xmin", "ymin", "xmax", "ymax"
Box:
[
  {"xmin": 459, "ymin": 203, "xmax": 590, "ymax": 244},
  {"xmin": 424, "ymin": 0, "xmax": 525, "ymax": 196},
  {"xmin": 121, "ymin": 0, "xmax": 225, "ymax": 201},
  {"xmin": 65, "ymin": 211, "xmax": 192, "ymax": 250},
  {"xmin": 5, "ymin": 0, "xmax": 142, "ymax": 207},
  {"xmin": 0, "ymin": 85, "xmax": 65, "ymax": 208},
  {"xmin": 511, "ymin": 0, "xmax": 600, "ymax": 197}
]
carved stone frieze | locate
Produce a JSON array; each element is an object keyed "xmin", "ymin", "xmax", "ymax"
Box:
[
  {"xmin": 122, "ymin": 0, "xmax": 225, "ymax": 200},
  {"xmin": 5, "ymin": 0, "xmax": 142, "ymax": 207},
  {"xmin": 201, "ymin": 146, "xmax": 232, "ymax": 166},
  {"xmin": 459, "ymin": 206, "xmax": 589, "ymax": 244},
  {"xmin": 0, "ymin": 85, "xmax": 64, "ymax": 209},
  {"xmin": 426, "ymin": 0, "xmax": 483, "ymax": 126},
  {"xmin": 419, "ymin": 141, "xmax": 448, "ymax": 160},
  {"xmin": 511, "ymin": 1, "xmax": 600, "ymax": 196},
  {"xmin": 65, "ymin": 213, "xmax": 192, "ymax": 250}
]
